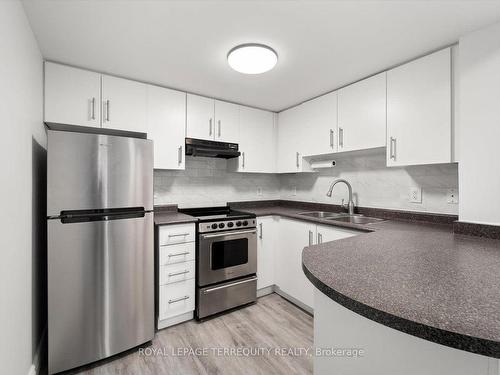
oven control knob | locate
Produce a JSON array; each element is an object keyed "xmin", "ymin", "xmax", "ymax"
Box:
[
  {"xmin": 227, "ymin": 222, "xmax": 234, "ymax": 228},
  {"xmin": 236, "ymin": 221, "xmax": 242, "ymax": 227},
  {"xmin": 242, "ymin": 220, "xmax": 248, "ymax": 226},
  {"xmin": 211, "ymin": 223, "xmax": 218, "ymax": 229},
  {"xmin": 219, "ymin": 223, "xmax": 225, "ymax": 229}
]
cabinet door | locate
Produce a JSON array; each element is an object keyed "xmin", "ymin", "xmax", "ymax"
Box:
[
  {"xmin": 147, "ymin": 85, "xmax": 186, "ymax": 170},
  {"xmin": 101, "ymin": 75, "xmax": 147, "ymax": 133},
  {"xmin": 315, "ymin": 224, "xmax": 359, "ymax": 245},
  {"xmin": 256, "ymin": 216, "xmax": 276, "ymax": 290},
  {"xmin": 44, "ymin": 62, "xmax": 101, "ymax": 128},
  {"xmin": 276, "ymin": 218, "xmax": 315, "ymax": 309},
  {"xmin": 214, "ymin": 100, "xmax": 239, "ymax": 143},
  {"xmin": 387, "ymin": 48, "xmax": 451, "ymax": 166},
  {"xmin": 235, "ymin": 107, "xmax": 276, "ymax": 173},
  {"xmin": 338, "ymin": 72, "xmax": 386, "ymax": 152},
  {"xmin": 301, "ymin": 91, "xmax": 338, "ymax": 156},
  {"xmin": 186, "ymin": 94, "xmax": 214, "ymax": 140},
  {"xmin": 277, "ymin": 105, "xmax": 305, "ymax": 173}
]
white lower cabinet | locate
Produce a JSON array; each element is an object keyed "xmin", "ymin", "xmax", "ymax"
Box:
[
  {"xmin": 256, "ymin": 216, "xmax": 277, "ymax": 292},
  {"xmin": 273, "ymin": 218, "xmax": 360, "ymax": 311},
  {"xmin": 159, "ymin": 279, "xmax": 196, "ymax": 321},
  {"xmin": 157, "ymin": 223, "xmax": 196, "ymax": 329}
]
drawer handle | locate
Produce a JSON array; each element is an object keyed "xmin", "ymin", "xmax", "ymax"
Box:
[
  {"xmin": 168, "ymin": 270, "xmax": 189, "ymax": 277},
  {"xmin": 202, "ymin": 277, "xmax": 257, "ymax": 294},
  {"xmin": 168, "ymin": 232, "xmax": 190, "ymax": 237},
  {"xmin": 168, "ymin": 251, "xmax": 190, "ymax": 258},
  {"xmin": 168, "ymin": 295, "xmax": 190, "ymax": 304}
]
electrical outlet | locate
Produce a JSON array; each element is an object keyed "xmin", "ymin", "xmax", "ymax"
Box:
[
  {"xmin": 447, "ymin": 189, "xmax": 459, "ymax": 204},
  {"xmin": 292, "ymin": 186, "xmax": 297, "ymax": 196},
  {"xmin": 257, "ymin": 187, "xmax": 263, "ymax": 196},
  {"xmin": 409, "ymin": 187, "xmax": 422, "ymax": 203}
]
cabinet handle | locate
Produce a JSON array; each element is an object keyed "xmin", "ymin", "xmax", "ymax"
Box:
[
  {"xmin": 390, "ymin": 137, "xmax": 397, "ymax": 160},
  {"xmin": 91, "ymin": 97, "xmax": 96, "ymax": 120},
  {"xmin": 105, "ymin": 100, "xmax": 110, "ymax": 122},
  {"xmin": 209, "ymin": 118, "xmax": 213, "ymax": 136},
  {"xmin": 296, "ymin": 152, "xmax": 300, "ymax": 168},
  {"xmin": 308, "ymin": 230, "xmax": 313, "ymax": 246},
  {"xmin": 317, "ymin": 232, "xmax": 323, "ymax": 244},
  {"xmin": 218, "ymin": 120, "xmax": 221, "ymax": 137},
  {"xmin": 168, "ymin": 295, "xmax": 190, "ymax": 304},
  {"xmin": 168, "ymin": 251, "xmax": 190, "ymax": 258},
  {"xmin": 168, "ymin": 270, "xmax": 189, "ymax": 277},
  {"xmin": 259, "ymin": 223, "xmax": 263, "ymax": 239},
  {"xmin": 178, "ymin": 146, "xmax": 183, "ymax": 165},
  {"xmin": 339, "ymin": 127, "xmax": 344, "ymax": 148},
  {"xmin": 330, "ymin": 129, "xmax": 334, "ymax": 148},
  {"xmin": 242, "ymin": 152, "xmax": 245, "ymax": 168},
  {"xmin": 168, "ymin": 232, "xmax": 190, "ymax": 237}
]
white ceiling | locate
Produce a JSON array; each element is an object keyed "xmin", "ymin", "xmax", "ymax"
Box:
[{"xmin": 22, "ymin": 0, "xmax": 500, "ymax": 112}]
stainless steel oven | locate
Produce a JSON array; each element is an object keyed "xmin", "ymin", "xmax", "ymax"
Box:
[
  {"xmin": 198, "ymin": 228, "xmax": 257, "ymax": 286},
  {"xmin": 179, "ymin": 206, "xmax": 258, "ymax": 320}
]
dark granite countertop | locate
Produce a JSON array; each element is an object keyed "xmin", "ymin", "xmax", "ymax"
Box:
[
  {"xmin": 154, "ymin": 205, "xmax": 198, "ymax": 225},
  {"xmin": 229, "ymin": 200, "xmax": 500, "ymax": 358}
]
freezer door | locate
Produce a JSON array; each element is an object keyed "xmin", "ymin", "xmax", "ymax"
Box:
[
  {"xmin": 48, "ymin": 212, "xmax": 154, "ymax": 374},
  {"xmin": 47, "ymin": 130, "xmax": 153, "ymax": 216}
]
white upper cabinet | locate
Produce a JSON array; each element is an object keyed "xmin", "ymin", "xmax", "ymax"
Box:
[
  {"xmin": 44, "ymin": 62, "xmax": 101, "ymax": 128},
  {"xmin": 301, "ymin": 91, "xmax": 338, "ymax": 156},
  {"xmin": 147, "ymin": 85, "xmax": 186, "ymax": 170},
  {"xmin": 214, "ymin": 100, "xmax": 239, "ymax": 143},
  {"xmin": 186, "ymin": 94, "xmax": 215, "ymax": 140},
  {"xmin": 338, "ymin": 72, "xmax": 387, "ymax": 152},
  {"xmin": 101, "ymin": 75, "xmax": 147, "ymax": 133},
  {"xmin": 230, "ymin": 106, "xmax": 276, "ymax": 173},
  {"xmin": 277, "ymin": 105, "xmax": 312, "ymax": 173},
  {"xmin": 387, "ymin": 48, "xmax": 451, "ymax": 167}
]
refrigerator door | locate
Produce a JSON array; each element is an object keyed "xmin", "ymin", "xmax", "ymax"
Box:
[
  {"xmin": 48, "ymin": 212, "xmax": 154, "ymax": 374},
  {"xmin": 47, "ymin": 130, "xmax": 153, "ymax": 216}
]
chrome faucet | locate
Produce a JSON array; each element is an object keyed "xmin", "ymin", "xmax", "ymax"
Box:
[{"xmin": 326, "ymin": 179, "xmax": 355, "ymax": 215}]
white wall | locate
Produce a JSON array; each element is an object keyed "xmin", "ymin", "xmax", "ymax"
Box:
[
  {"xmin": 0, "ymin": 2, "xmax": 45, "ymax": 375},
  {"xmin": 154, "ymin": 150, "xmax": 458, "ymax": 215},
  {"xmin": 459, "ymin": 21, "xmax": 500, "ymax": 225}
]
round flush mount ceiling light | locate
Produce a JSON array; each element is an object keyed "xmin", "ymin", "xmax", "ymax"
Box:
[{"xmin": 227, "ymin": 44, "xmax": 278, "ymax": 74}]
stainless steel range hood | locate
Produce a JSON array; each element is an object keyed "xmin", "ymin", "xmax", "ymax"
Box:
[{"xmin": 185, "ymin": 138, "xmax": 241, "ymax": 159}]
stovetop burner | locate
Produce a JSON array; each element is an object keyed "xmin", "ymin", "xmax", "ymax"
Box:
[
  {"xmin": 179, "ymin": 206, "xmax": 255, "ymax": 222},
  {"xmin": 179, "ymin": 206, "xmax": 256, "ymax": 233}
]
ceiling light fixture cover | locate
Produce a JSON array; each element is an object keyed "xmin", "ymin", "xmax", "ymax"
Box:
[{"xmin": 227, "ymin": 44, "xmax": 278, "ymax": 74}]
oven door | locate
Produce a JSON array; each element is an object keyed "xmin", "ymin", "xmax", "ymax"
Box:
[{"xmin": 198, "ymin": 228, "xmax": 257, "ymax": 286}]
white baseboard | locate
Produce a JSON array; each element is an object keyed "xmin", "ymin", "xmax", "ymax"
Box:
[
  {"xmin": 27, "ymin": 364, "xmax": 36, "ymax": 375},
  {"xmin": 28, "ymin": 325, "xmax": 46, "ymax": 375},
  {"xmin": 257, "ymin": 285, "xmax": 274, "ymax": 297},
  {"xmin": 158, "ymin": 311, "xmax": 194, "ymax": 330}
]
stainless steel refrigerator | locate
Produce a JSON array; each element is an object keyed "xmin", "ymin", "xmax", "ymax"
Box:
[{"xmin": 47, "ymin": 129, "xmax": 154, "ymax": 374}]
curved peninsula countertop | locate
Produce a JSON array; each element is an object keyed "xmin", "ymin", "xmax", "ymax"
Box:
[
  {"xmin": 302, "ymin": 220, "xmax": 500, "ymax": 358},
  {"xmin": 228, "ymin": 200, "xmax": 500, "ymax": 359}
]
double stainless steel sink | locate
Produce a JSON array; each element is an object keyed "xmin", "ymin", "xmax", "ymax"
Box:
[{"xmin": 298, "ymin": 211, "xmax": 385, "ymax": 225}]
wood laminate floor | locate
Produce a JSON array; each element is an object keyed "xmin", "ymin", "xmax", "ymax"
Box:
[{"xmin": 75, "ymin": 293, "xmax": 313, "ymax": 375}]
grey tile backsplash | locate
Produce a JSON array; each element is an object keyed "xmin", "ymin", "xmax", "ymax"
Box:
[{"xmin": 154, "ymin": 150, "xmax": 458, "ymax": 214}]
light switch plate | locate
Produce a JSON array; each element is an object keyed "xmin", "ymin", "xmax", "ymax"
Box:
[
  {"xmin": 409, "ymin": 187, "xmax": 422, "ymax": 203},
  {"xmin": 257, "ymin": 187, "xmax": 263, "ymax": 196},
  {"xmin": 447, "ymin": 189, "xmax": 459, "ymax": 204},
  {"xmin": 292, "ymin": 186, "xmax": 297, "ymax": 196}
]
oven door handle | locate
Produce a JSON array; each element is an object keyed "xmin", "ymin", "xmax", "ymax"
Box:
[
  {"xmin": 201, "ymin": 229, "xmax": 256, "ymax": 239},
  {"xmin": 202, "ymin": 276, "xmax": 258, "ymax": 294}
]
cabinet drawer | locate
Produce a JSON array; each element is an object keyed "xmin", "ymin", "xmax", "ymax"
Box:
[
  {"xmin": 159, "ymin": 242, "xmax": 195, "ymax": 265},
  {"xmin": 159, "ymin": 261, "xmax": 195, "ymax": 286},
  {"xmin": 159, "ymin": 223, "xmax": 195, "ymax": 245},
  {"xmin": 159, "ymin": 279, "xmax": 195, "ymax": 320}
]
